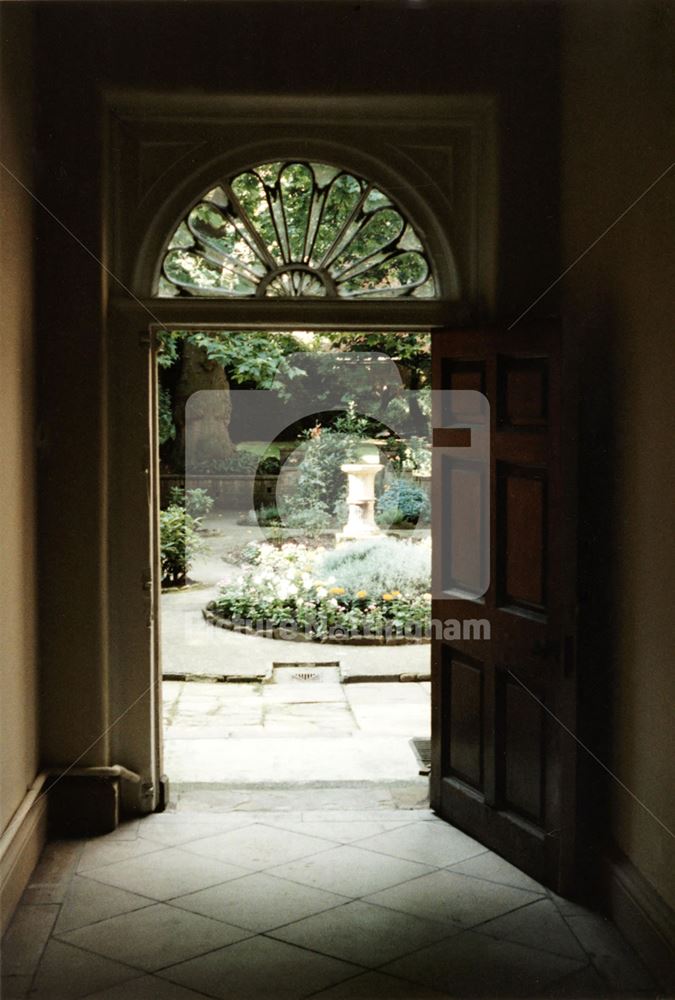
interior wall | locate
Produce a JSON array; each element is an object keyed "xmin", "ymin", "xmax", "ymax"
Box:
[
  {"xmin": 561, "ymin": 0, "xmax": 675, "ymax": 908},
  {"xmin": 0, "ymin": 5, "xmax": 40, "ymax": 834}
]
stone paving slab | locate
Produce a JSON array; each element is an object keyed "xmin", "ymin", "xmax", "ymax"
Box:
[
  {"xmin": 164, "ymin": 736, "xmax": 424, "ymax": 783},
  {"xmin": 168, "ymin": 784, "xmax": 431, "ymax": 813},
  {"xmin": 163, "ymin": 679, "xmax": 431, "ymax": 783}
]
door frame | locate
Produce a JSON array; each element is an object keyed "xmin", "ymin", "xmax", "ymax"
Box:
[
  {"xmin": 107, "ymin": 304, "xmax": 456, "ymax": 811},
  {"xmin": 103, "ymin": 91, "xmax": 498, "ymax": 811}
]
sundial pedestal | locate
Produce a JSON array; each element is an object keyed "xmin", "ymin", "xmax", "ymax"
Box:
[{"xmin": 337, "ymin": 461, "xmax": 383, "ymax": 542}]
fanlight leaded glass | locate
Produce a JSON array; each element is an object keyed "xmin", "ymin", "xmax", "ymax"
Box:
[{"xmin": 159, "ymin": 161, "xmax": 436, "ymax": 299}]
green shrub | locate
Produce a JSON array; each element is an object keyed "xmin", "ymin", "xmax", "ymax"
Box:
[
  {"xmin": 376, "ymin": 479, "xmax": 430, "ymax": 527},
  {"xmin": 258, "ymin": 455, "xmax": 282, "ymax": 474},
  {"xmin": 169, "ymin": 486, "xmax": 215, "ymax": 519},
  {"xmin": 317, "ymin": 536, "xmax": 431, "ymax": 598},
  {"xmin": 291, "ymin": 429, "xmax": 364, "ymax": 512},
  {"xmin": 238, "ymin": 504, "xmax": 282, "ymax": 527},
  {"xmin": 285, "ymin": 501, "xmax": 331, "ymax": 536},
  {"xmin": 382, "ymin": 435, "xmax": 431, "ymax": 477},
  {"xmin": 257, "ymin": 504, "xmax": 282, "ymax": 526},
  {"xmin": 239, "ymin": 540, "xmax": 264, "ymax": 564},
  {"xmin": 160, "ymin": 504, "xmax": 204, "ymax": 587}
]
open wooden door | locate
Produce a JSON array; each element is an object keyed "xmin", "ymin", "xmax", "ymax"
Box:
[{"xmin": 430, "ymin": 324, "xmax": 578, "ymax": 894}]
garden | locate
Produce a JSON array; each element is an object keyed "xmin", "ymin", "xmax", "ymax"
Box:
[{"xmin": 158, "ymin": 330, "xmax": 433, "ymax": 643}]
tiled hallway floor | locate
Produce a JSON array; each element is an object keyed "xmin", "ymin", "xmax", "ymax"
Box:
[{"xmin": 2, "ymin": 791, "xmax": 657, "ymax": 999}]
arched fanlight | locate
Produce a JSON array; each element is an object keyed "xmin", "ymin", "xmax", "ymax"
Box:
[{"xmin": 159, "ymin": 161, "xmax": 436, "ymax": 299}]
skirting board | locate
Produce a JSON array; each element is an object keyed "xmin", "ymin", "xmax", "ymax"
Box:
[
  {"xmin": 0, "ymin": 773, "xmax": 48, "ymax": 937},
  {"xmin": 601, "ymin": 844, "xmax": 675, "ymax": 994}
]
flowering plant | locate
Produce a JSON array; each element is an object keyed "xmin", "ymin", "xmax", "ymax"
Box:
[{"xmin": 210, "ymin": 537, "xmax": 431, "ymax": 641}]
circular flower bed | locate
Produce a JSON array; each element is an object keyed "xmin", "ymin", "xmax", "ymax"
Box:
[{"xmin": 205, "ymin": 537, "xmax": 432, "ymax": 644}]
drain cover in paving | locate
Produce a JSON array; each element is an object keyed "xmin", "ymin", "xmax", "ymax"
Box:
[
  {"xmin": 410, "ymin": 737, "xmax": 431, "ymax": 775},
  {"xmin": 271, "ymin": 662, "xmax": 341, "ymax": 684}
]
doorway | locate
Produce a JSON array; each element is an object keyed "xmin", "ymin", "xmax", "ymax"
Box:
[{"xmin": 156, "ymin": 329, "xmax": 434, "ymax": 791}]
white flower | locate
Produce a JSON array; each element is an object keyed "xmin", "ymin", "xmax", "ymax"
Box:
[{"xmin": 316, "ymin": 587, "xmax": 328, "ymax": 599}]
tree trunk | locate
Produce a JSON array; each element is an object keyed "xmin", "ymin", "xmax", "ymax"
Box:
[
  {"xmin": 396, "ymin": 361, "xmax": 426, "ymax": 435},
  {"xmin": 174, "ymin": 339, "xmax": 235, "ymax": 470}
]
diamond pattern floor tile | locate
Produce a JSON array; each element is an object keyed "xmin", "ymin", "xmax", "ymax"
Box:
[
  {"xmin": 268, "ymin": 819, "xmax": 417, "ymax": 843},
  {"xmin": 299, "ymin": 810, "xmax": 435, "ymax": 823},
  {"xmin": 77, "ymin": 838, "xmax": 164, "ymax": 874},
  {"xmin": 448, "ymin": 849, "xmax": 548, "ymax": 893},
  {"xmin": 136, "ymin": 813, "xmax": 257, "ymax": 846},
  {"xmin": 541, "ymin": 963, "xmax": 614, "ymax": 998},
  {"xmin": 269, "ymin": 899, "xmax": 459, "ymax": 967},
  {"xmin": 54, "ymin": 875, "xmax": 155, "ymax": 934},
  {"xmin": 355, "ymin": 819, "xmax": 487, "ymax": 867},
  {"xmin": 7, "ymin": 803, "xmax": 654, "ymax": 1000},
  {"xmin": 381, "ymin": 929, "xmax": 587, "ymax": 997},
  {"xmin": 81, "ymin": 975, "xmax": 215, "ymax": 999},
  {"xmin": 57, "ymin": 902, "xmax": 252, "ymax": 972},
  {"xmin": 182, "ymin": 822, "xmax": 336, "ymax": 869},
  {"xmin": 23, "ymin": 841, "xmax": 84, "ymax": 905},
  {"xmin": 1, "ymin": 972, "xmax": 33, "ymax": 998},
  {"xmin": 364, "ymin": 869, "xmax": 540, "ymax": 927},
  {"xmin": 476, "ymin": 897, "xmax": 587, "ymax": 959},
  {"xmin": 1, "ymin": 903, "xmax": 59, "ymax": 975},
  {"xmin": 563, "ymin": 912, "xmax": 655, "ymax": 992},
  {"xmin": 268, "ymin": 844, "xmax": 434, "ymax": 897},
  {"xmin": 30, "ymin": 939, "xmax": 141, "ymax": 999},
  {"xmin": 310, "ymin": 970, "xmax": 454, "ymax": 999},
  {"xmin": 85, "ymin": 846, "xmax": 251, "ymax": 901},
  {"xmin": 158, "ymin": 935, "xmax": 362, "ymax": 1000},
  {"xmin": 170, "ymin": 871, "xmax": 350, "ymax": 931}
]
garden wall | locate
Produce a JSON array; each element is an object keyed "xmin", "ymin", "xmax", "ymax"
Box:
[{"xmin": 160, "ymin": 473, "xmax": 296, "ymax": 511}]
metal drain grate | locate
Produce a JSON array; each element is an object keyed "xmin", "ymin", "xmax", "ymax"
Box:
[
  {"xmin": 410, "ymin": 737, "xmax": 432, "ymax": 776},
  {"xmin": 271, "ymin": 662, "xmax": 341, "ymax": 685}
]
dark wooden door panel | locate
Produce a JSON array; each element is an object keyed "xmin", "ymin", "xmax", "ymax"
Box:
[
  {"xmin": 431, "ymin": 325, "xmax": 577, "ymax": 894},
  {"xmin": 498, "ymin": 466, "xmax": 548, "ymax": 614},
  {"xmin": 445, "ymin": 648, "xmax": 484, "ymax": 790}
]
